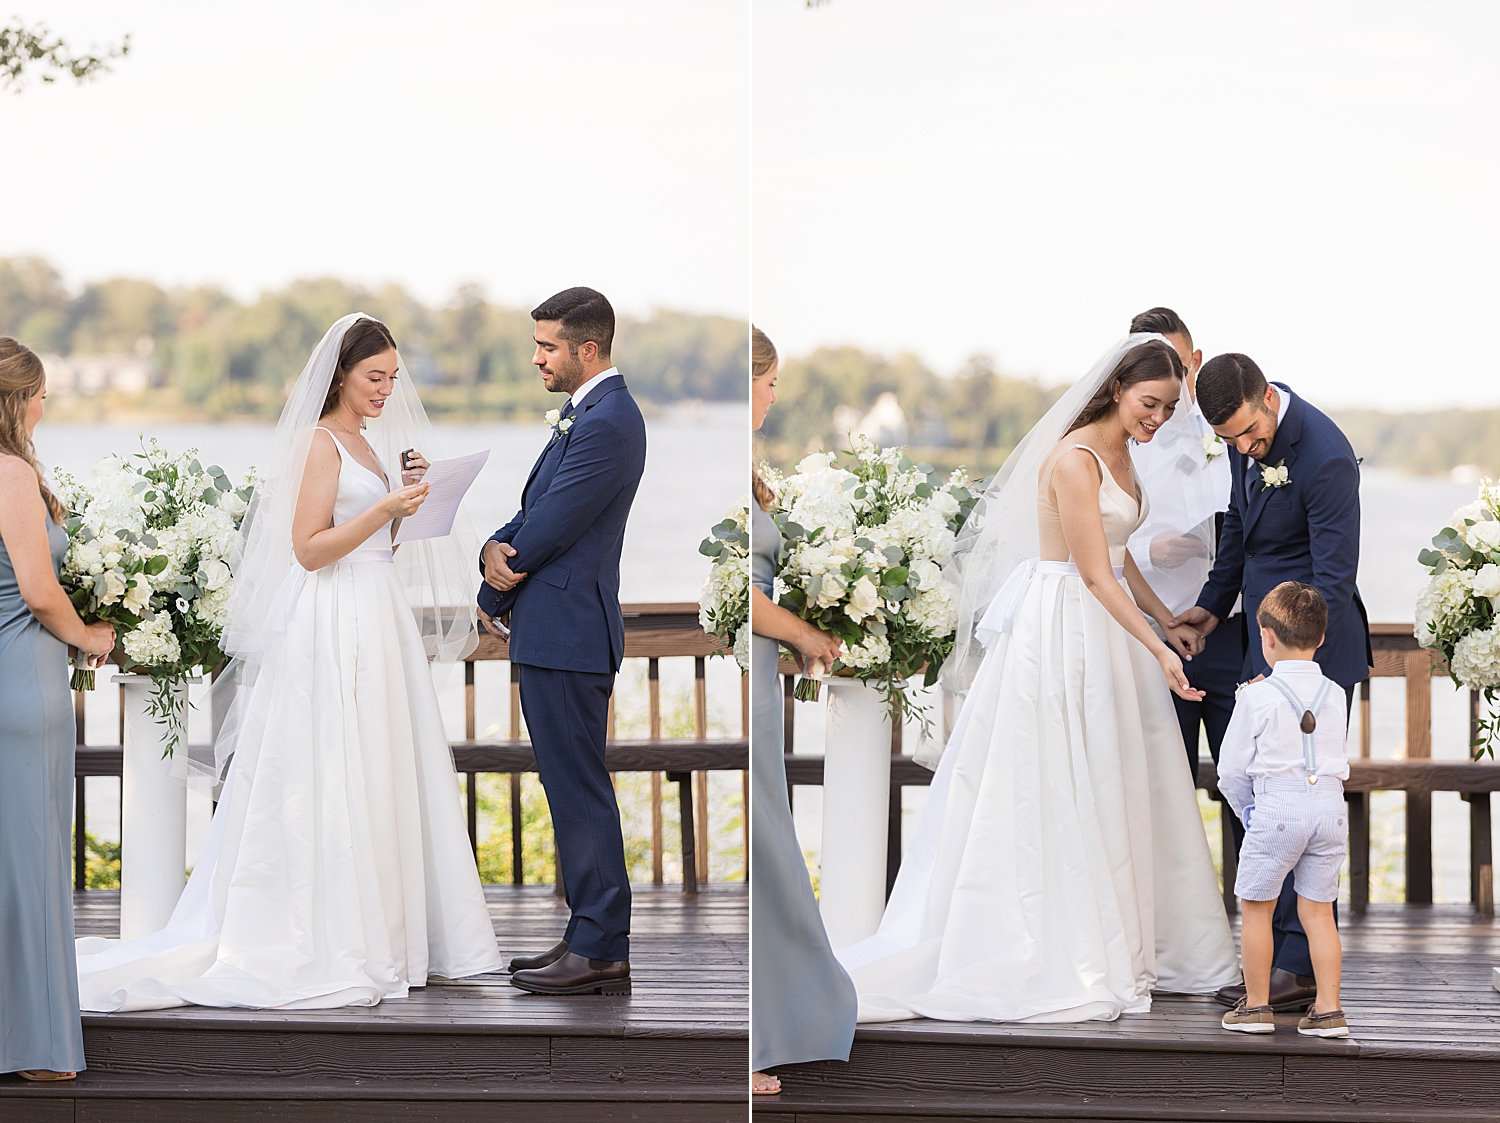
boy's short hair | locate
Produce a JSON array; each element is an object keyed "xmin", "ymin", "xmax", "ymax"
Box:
[{"xmin": 1257, "ymin": 581, "xmax": 1328, "ymax": 650}]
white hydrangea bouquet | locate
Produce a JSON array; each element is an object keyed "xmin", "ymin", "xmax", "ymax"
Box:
[
  {"xmin": 1415, "ymin": 477, "xmax": 1500, "ymax": 758},
  {"xmin": 761, "ymin": 436, "xmax": 979, "ymax": 726},
  {"xmin": 698, "ymin": 499, "xmax": 750, "ymax": 671},
  {"xmin": 57, "ymin": 439, "xmax": 254, "ymax": 756}
]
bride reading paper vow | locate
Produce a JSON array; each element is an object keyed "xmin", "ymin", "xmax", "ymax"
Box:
[
  {"xmin": 836, "ymin": 335, "xmax": 1239, "ymax": 1024},
  {"xmin": 76, "ymin": 314, "xmax": 501, "ymax": 1011}
]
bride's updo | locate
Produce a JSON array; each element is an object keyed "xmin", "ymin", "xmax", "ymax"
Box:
[
  {"xmin": 1066, "ymin": 339, "xmax": 1183, "ymax": 434},
  {"xmin": 319, "ymin": 317, "xmax": 398, "ymax": 418}
]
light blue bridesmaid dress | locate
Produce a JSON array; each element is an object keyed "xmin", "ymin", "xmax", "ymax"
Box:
[
  {"xmin": 0, "ymin": 512, "xmax": 85, "ymax": 1073},
  {"xmin": 750, "ymin": 498, "xmax": 856, "ymax": 1072}
]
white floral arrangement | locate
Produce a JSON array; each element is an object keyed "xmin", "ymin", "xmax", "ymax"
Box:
[
  {"xmin": 761, "ymin": 436, "xmax": 980, "ymax": 725},
  {"xmin": 57, "ymin": 439, "xmax": 254, "ymax": 756},
  {"xmin": 544, "ymin": 408, "xmax": 575, "ymax": 440},
  {"xmin": 1415, "ymin": 477, "xmax": 1500, "ymax": 758},
  {"xmin": 698, "ymin": 499, "xmax": 750, "ymax": 672},
  {"xmin": 1201, "ymin": 432, "xmax": 1225, "ymax": 464}
]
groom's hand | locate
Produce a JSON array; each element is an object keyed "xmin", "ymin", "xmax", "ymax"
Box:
[
  {"xmin": 483, "ymin": 540, "xmax": 528, "ymax": 591},
  {"xmin": 478, "ymin": 608, "xmax": 510, "ymax": 639},
  {"xmin": 1170, "ymin": 605, "xmax": 1220, "ymax": 638}
]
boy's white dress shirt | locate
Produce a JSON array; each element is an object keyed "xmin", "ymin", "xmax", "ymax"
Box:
[{"xmin": 1217, "ymin": 659, "xmax": 1349, "ymax": 823}]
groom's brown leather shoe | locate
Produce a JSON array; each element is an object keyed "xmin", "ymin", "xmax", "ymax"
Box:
[
  {"xmin": 1215, "ymin": 968, "xmax": 1318, "ymax": 1012},
  {"xmin": 508, "ymin": 939, "xmax": 569, "ymax": 974},
  {"xmin": 510, "ymin": 951, "xmax": 630, "ymax": 995}
]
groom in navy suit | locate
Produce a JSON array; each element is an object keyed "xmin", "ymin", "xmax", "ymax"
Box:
[
  {"xmin": 477, "ymin": 287, "xmax": 647, "ymax": 995},
  {"xmin": 1174, "ymin": 353, "xmax": 1371, "ymax": 1013}
]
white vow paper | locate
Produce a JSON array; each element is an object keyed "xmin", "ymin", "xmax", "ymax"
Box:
[{"xmin": 391, "ymin": 449, "xmax": 491, "ymax": 544}]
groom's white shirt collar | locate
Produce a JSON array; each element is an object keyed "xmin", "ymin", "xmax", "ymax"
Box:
[
  {"xmin": 1270, "ymin": 383, "xmax": 1292, "ymax": 428},
  {"xmin": 568, "ymin": 366, "xmax": 618, "ymax": 413}
]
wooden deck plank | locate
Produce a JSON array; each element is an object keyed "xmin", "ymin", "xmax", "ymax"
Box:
[{"xmin": 760, "ymin": 904, "xmax": 1500, "ymax": 1121}]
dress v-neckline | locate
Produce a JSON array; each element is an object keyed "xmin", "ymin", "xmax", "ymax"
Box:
[
  {"xmin": 319, "ymin": 426, "xmax": 390, "ymax": 490},
  {"xmin": 1071, "ymin": 443, "xmax": 1140, "ymax": 513}
]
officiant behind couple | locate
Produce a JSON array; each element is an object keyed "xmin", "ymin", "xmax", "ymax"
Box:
[{"xmin": 72, "ymin": 285, "xmax": 647, "ymax": 1014}]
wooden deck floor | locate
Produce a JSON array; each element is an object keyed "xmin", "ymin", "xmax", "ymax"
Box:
[
  {"xmin": 3, "ymin": 882, "xmax": 749, "ymax": 1123},
  {"xmin": 760, "ymin": 905, "xmax": 1500, "ymax": 1123}
]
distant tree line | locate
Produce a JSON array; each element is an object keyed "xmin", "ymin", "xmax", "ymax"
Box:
[
  {"xmin": 0, "ymin": 257, "xmax": 747, "ymax": 420},
  {"xmin": 760, "ymin": 341, "xmax": 1499, "ymax": 480}
]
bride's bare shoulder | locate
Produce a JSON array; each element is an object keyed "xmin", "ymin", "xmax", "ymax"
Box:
[{"xmin": 1040, "ymin": 438, "xmax": 1103, "ymax": 488}]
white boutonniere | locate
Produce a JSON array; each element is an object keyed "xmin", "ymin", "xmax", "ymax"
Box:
[
  {"xmin": 544, "ymin": 409, "xmax": 575, "ymax": 441},
  {"xmin": 1235, "ymin": 679, "xmax": 1252, "ymax": 700},
  {"xmin": 1259, "ymin": 458, "xmax": 1289, "ymax": 491},
  {"xmin": 1200, "ymin": 433, "xmax": 1225, "ymax": 465}
]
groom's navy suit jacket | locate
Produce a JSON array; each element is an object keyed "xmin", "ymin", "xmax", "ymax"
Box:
[
  {"xmin": 1195, "ymin": 383, "xmax": 1372, "ymax": 690},
  {"xmin": 481, "ymin": 374, "xmax": 647, "ymax": 674}
]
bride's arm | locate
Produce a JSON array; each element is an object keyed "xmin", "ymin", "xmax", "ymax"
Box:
[
  {"xmin": 1052, "ymin": 450, "xmax": 1204, "ymax": 700},
  {"xmin": 292, "ymin": 429, "xmax": 428, "ymax": 571}
]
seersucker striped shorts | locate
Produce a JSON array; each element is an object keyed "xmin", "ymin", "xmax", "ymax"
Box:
[{"xmin": 1234, "ymin": 776, "xmax": 1347, "ymax": 904}]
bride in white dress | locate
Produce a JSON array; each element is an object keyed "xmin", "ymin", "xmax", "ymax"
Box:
[
  {"xmin": 77, "ymin": 314, "xmax": 502, "ymax": 1011},
  {"xmin": 837, "ymin": 335, "xmax": 1240, "ymax": 1023}
]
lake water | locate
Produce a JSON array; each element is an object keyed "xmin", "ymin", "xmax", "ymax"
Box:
[
  {"xmin": 785, "ymin": 468, "xmax": 1498, "ymax": 906},
  {"xmin": 40, "ymin": 404, "xmax": 751, "ymax": 872}
]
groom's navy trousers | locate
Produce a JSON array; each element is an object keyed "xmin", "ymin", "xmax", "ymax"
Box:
[
  {"xmin": 516, "ymin": 664, "xmax": 631, "ymax": 961},
  {"xmin": 482, "ymin": 374, "xmax": 647, "ymax": 964}
]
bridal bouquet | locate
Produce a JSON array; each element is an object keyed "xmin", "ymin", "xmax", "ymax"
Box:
[
  {"xmin": 698, "ymin": 499, "xmax": 750, "ymax": 671},
  {"xmin": 762, "ymin": 437, "xmax": 979, "ymax": 726},
  {"xmin": 57, "ymin": 439, "xmax": 255, "ymax": 756},
  {"xmin": 1415, "ymin": 476, "xmax": 1500, "ymax": 758}
]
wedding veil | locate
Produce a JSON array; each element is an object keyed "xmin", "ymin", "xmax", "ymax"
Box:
[
  {"xmin": 937, "ymin": 332, "xmax": 1173, "ymax": 704},
  {"xmin": 174, "ymin": 313, "xmax": 480, "ymax": 791}
]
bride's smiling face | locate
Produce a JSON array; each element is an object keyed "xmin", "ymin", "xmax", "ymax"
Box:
[
  {"xmin": 336, "ymin": 348, "xmax": 400, "ymax": 419},
  {"xmin": 1115, "ymin": 377, "xmax": 1180, "ymax": 443}
]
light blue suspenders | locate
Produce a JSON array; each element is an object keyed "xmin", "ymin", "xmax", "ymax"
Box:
[{"xmin": 1266, "ymin": 675, "xmax": 1336, "ymax": 785}]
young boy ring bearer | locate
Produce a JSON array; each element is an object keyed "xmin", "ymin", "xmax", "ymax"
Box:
[{"xmin": 1217, "ymin": 582, "xmax": 1351, "ymax": 1039}]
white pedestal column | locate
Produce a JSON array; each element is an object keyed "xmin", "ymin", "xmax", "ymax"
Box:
[
  {"xmin": 819, "ymin": 678, "xmax": 892, "ymax": 950},
  {"xmin": 118, "ymin": 675, "xmax": 188, "ymax": 940}
]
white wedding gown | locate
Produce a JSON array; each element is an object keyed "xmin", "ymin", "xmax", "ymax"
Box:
[
  {"xmin": 837, "ymin": 446, "xmax": 1240, "ymax": 1023},
  {"xmin": 77, "ymin": 433, "xmax": 502, "ymax": 1011}
]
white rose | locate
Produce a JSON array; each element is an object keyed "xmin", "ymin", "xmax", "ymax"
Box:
[
  {"xmin": 100, "ymin": 570, "xmax": 127, "ymax": 605},
  {"xmin": 544, "ymin": 409, "xmax": 561, "ymax": 426},
  {"xmin": 219, "ymin": 490, "xmax": 248, "ymax": 519},
  {"xmin": 1468, "ymin": 519, "xmax": 1500, "ymax": 553},
  {"xmin": 198, "ymin": 559, "xmax": 232, "ymax": 591},
  {"xmin": 845, "ymin": 574, "xmax": 881, "ymax": 622},
  {"xmin": 910, "ymin": 558, "xmax": 942, "ymax": 592},
  {"xmin": 931, "ymin": 490, "xmax": 961, "ymax": 518},
  {"xmin": 123, "ymin": 580, "xmax": 152, "ymax": 615},
  {"xmin": 811, "ymin": 571, "xmax": 846, "ymax": 609},
  {"xmin": 1474, "ymin": 563, "xmax": 1500, "ymax": 600}
]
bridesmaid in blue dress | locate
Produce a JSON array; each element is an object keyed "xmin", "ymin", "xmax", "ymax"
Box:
[
  {"xmin": 0, "ymin": 338, "xmax": 115, "ymax": 1081},
  {"xmin": 749, "ymin": 328, "xmax": 856, "ymax": 1096}
]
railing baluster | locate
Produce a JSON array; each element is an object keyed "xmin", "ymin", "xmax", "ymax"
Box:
[
  {"xmin": 649, "ymin": 658, "xmax": 663, "ymax": 884},
  {"xmin": 694, "ymin": 657, "xmax": 709, "ymax": 886},
  {"xmin": 1404, "ymin": 650, "xmax": 1433, "ymax": 903},
  {"xmin": 464, "ymin": 660, "xmax": 478, "ymax": 859},
  {"xmin": 509, "ymin": 662, "xmax": 523, "ymax": 886}
]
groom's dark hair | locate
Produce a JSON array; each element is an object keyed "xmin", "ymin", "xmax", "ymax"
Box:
[
  {"xmin": 532, "ymin": 287, "xmax": 614, "ymax": 360},
  {"xmin": 1129, "ymin": 307, "xmax": 1191, "ymax": 348},
  {"xmin": 1197, "ymin": 352, "xmax": 1269, "ymax": 426}
]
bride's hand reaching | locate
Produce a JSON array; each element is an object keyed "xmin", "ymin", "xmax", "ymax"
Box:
[
  {"xmin": 1162, "ymin": 620, "xmax": 1204, "ymax": 659},
  {"xmin": 1158, "ymin": 647, "xmax": 1205, "ymax": 702},
  {"xmin": 380, "ymin": 482, "xmax": 429, "ymax": 520}
]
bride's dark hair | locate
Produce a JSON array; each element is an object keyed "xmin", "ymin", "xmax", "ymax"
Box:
[
  {"xmin": 320, "ymin": 317, "xmax": 398, "ymax": 418},
  {"xmin": 1065, "ymin": 340, "xmax": 1183, "ymax": 435}
]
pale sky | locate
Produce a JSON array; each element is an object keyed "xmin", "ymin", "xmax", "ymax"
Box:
[
  {"xmin": 1, "ymin": 1, "xmax": 749, "ymax": 320},
  {"xmin": 753, "ymin": 1, "xmax": 1500, "ymax": 411}
]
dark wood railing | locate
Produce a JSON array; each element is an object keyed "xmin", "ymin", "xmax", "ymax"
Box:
[
  {"xmin": 74, "ymin": 603, "xmax": 748, "ymax": 895},
  {"xmin": 781, "ymin": 623, "xmax": 1497, "ymax": 917}
]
